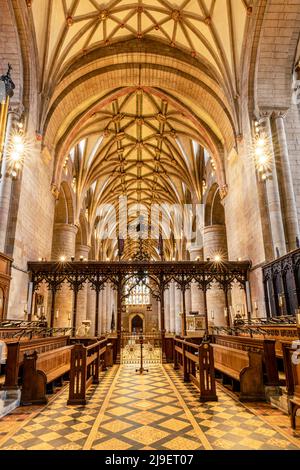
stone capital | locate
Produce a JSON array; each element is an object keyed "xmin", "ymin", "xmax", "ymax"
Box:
[
  {"xmin": 271, "ymin": 107, "xmax": 289, "ymax": 120},
  {"xmin": 259, "ymin": 107, "xmax": 289, "ymax": 120},
  {"xmin": 51, "ymin": 183, "xmax": 60, "ymax": 199},
  {"xmin": 53, "ymin": 223, "xmax": 78, "ymax": 236},
  {"xmin": 219, "ymin": 184, "xmax": 228, "ymax": 200}
]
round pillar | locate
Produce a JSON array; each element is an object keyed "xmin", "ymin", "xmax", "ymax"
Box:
[
  {"xmin": 272, "ymin": 112, "xmax": 300, "ymax": 251},
  {"xmin": 204, "ymin": 225, "xmax": 228, "ymax": 326},
  {"xmin": 51, "ymin": 223, "xmax": 77, "ymax": 327},
  {"xmin": 0, "ymin": 110, "xmax": 20, "ymax": 252},
  {"xmin": 175, "ymin": 286, "xmax": 182, "ymax": 334},
  {"xmin": 169, "ymin": 282, "xmax": 175, "ymax": 333},
  {"xmin": 164, "ymin": 287, "xmax": 170, "ymax": 333},
  {"xmin": 189, "ymin": 247, "xmax": 205, "ymax": 314},
  {"xmin": 75, "ymin": 244, "xmax": 90, "ymax": 331}
]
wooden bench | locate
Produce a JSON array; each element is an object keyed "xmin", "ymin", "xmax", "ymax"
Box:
[
  {"xmin": 3, "ymin": 336, "xmax": 70, "ymax": 389},
  {"xmin": 211, "ymin": 343, "xmax": 265, "ymax": 401},
  {"xmin": 282, "ymin": 342, "xmax": 300, "ymax": 429},
  {"xmin": 174, "ymin": 338, "xmax": 217, "ymax": 402},
  {"xmin": 68, "ymin": 339, "xmax": 111, "ymax": 405},
  {"xmin": 238, "ymin": 325, "xmax": 299, "ymax": 358},
  {"xmin": 21, "ymin": 345, "xmax": 73, "ymax": 405},
  {"xmin": 212, "ymin": 335, "xmax": 279, "ymax": 387}
]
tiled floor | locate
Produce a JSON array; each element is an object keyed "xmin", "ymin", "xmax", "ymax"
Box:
[{"xmin": 0, "ymin": 364, "xmax": 299, "ymax": 450}]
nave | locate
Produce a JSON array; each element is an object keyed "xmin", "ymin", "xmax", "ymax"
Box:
[{"xmin": 0, "ymin": 365, "xmax": 299, "ymax": 451}]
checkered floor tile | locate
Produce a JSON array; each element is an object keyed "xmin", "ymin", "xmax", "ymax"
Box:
[
  {"xmin": 165, "ymin": 365, "xmax": 300, "ymax": 450},
  {"xmin": 0, "ymin": 364, "xmax": 299, "ymax": 450}
]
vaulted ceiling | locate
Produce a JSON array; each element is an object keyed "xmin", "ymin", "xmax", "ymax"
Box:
[
  {"xmin": 29, "ymin": 0, "xmax": 252, "ymax": 96},
  {"xmin": 65, "ymin": 88, "xmax": 207, "ymax": 258},
  {"xmin": 25, "ymin": 0, "xmax": 253, "ymax": 259}
]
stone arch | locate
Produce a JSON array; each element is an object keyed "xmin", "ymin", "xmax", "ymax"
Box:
[
  {"xmin": 0, "ymin": 0, "xmax": 23, "ymax": 104},
  {"xmin": 250, "ymin": 0, "xmax": 300, "ymax": 112},
  {"xmin": 53, "ymin": 181, "xmax": 75, "ymax": 226},
  {"xmin": 205, "ymin": 184, "xmax": 225, "ymax": 227},
  {"xmin": 129, "ymin": 313, "xmax": 145, "ymax": 333},
  {"xmin": 40, "ymin": 44, "xmax": 239, "ymax": 192},
  {"xmin": 76, "ymin": 212, "xmax": 89, "ymax": 247}
]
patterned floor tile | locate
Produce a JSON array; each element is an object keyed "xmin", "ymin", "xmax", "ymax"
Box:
[{"xmin": 0, "ymin": 363, "xmax": 299, "ymax": 450}]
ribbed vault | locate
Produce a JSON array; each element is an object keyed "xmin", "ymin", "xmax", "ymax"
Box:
[{"xmin": 63, "ymin": 88, "xmax": 209, "ymax": 259}]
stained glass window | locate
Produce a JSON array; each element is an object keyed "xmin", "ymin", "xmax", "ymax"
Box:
[{"xmin": 125, "ymin": 277, "xmax": 150, "ymax": 305}]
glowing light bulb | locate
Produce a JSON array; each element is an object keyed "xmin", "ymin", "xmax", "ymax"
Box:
[
  {"xmin": 13, "ymin": 135, "xmax": 23, "ymax": 144},
  {"xmin": 15, "ymin": 142, "xmax": 24, "ymax": 153},
  {"xmin": 214, "ymin": 254, "xmax": 222, "ymax": 262},
  {"xmin": 255, "ymin": 147, "xmax": 264, "ymax": 156},
  {"xmin": 257, "ymin": 138, "xmax": 265, "ymax": 147},
  {"xmin": 11, "ymin": 151, "xmax": 21, "ymax": 161},
  {"xmin": 60, "ymin": 255, "xmax": 66, "ymax": 262},
  {"xmin": 258, "ymin": 154, "xmax": 268, "ymax": 165}
]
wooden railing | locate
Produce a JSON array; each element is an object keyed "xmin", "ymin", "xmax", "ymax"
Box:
[
  {"xmin": 174, "ymin": 338, "xmax": 217, "ymax": 402},
  {"xmin": 0, "ymin": 327, "xmax": 73, "ymax": 340},
  {"xmin": 68, "ymin": 339, "xmax": 112, "ymax": 405},
  {"xmin": 0, "ymin": 320, "xmax": 48, "ymax": 328}
]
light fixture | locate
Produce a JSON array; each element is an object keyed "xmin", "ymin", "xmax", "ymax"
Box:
[
  {"xmin": 60, "ymin": 255, "xmax": 66, "ymax": 262},
  {"xmin": 214, "ymin": 254, "xmax": 222, "ymax": 263},
  {"xmin": 253, "ymin": 121, "xmax": 272, "ymax": 181}
]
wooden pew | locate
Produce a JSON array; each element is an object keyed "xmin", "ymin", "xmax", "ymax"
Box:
[
  {"xmin": 174, "ymin": 338, "xmax": 217, "ymax": 402},
  {"xmin": 20, "ymin": 345, "xmax": 73, "ymax": 405},
  {"xmin": 238, "ymin": 325, "xmax": 299, "ymax": 358},
  {"xmin": 212, "ymin": 335, "xmax": 279, "ymax": 387},
  {"xmin": 68, "ymin": 339, "xmax": 111, "ymax": 405},
  {"xmin": 282, "ymin": 342, "xmax": 300, "ymax": 429},
  {"xmin": 3, "ymin": 336, "xmax": 70, "ymax": 388},
  {"xmin": 211, "ymin": 343, "xmax": 265, "ymax": 401}
]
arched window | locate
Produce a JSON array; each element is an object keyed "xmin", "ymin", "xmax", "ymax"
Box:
[{"xmin": 125, "ymin": 277, "xmax": 150, "ymax": 305}]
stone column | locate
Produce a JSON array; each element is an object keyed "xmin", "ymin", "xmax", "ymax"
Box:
[
  {"xmin": 261, "ymin": 113, "xmax": 287, "ymax": 258},
  {"xmin": 87, "ymin": 285, "xmax": 96, "ymax": 335},
  {"xmin": 75, "ymin": 244, "xmax": 90, "ymax": 331},
  {"xmin": 185, "ymin": 286, "xmax": 191, "ymax": 316},
  {"xmin": 0, "ymin": 110, "xmax": 19, "ymax": 252},
  {"xmin": 51, "ymin": 223, "xmax": 77, "ymax": 327},
  {"xmin": 164, "ymin": 287, "xmax": 170, "ymax": 333},
  {"xmin": 189, "ymin": 247, "xmax": 205, "ymax": 314},
  {"xmin": 175, "ymin": 286, "xmax": 182, "ymax": 334},
  {"xmin": 169, "ymin": 281, "xmax": 175, "ymax": 333},
  {"xmin": 106, "ymin": 282, "xmax": 111, "ymax": 333},
  {"xmin": 272, "ymin": 110, "xmax": 300, "ymax": 252},
  {"xmin": 102, "ymin": 286, "xmax": 107, "ymax": 334},
  {"xmin": 99, "ymin": 289, "xmax": 105, "ymax": 334},
  {"xmin": 204, "ymin": 225, "xmax": 228, "ymax": 326}
]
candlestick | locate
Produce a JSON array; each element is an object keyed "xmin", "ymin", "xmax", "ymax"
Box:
[
  {"xmin": 55, "ymin": 310, "xmax": 59, "ymax": 319},
  {"xmin": 211, "ymin": 310, "xmax": 214, "ymax": 320},
  {"xmin": 224, "ymin": 307, "xmax": 228, "ymax": 317},
  {"xmin": 68, "ymin": 312, "xmax": 71, "ymax": 321}
]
